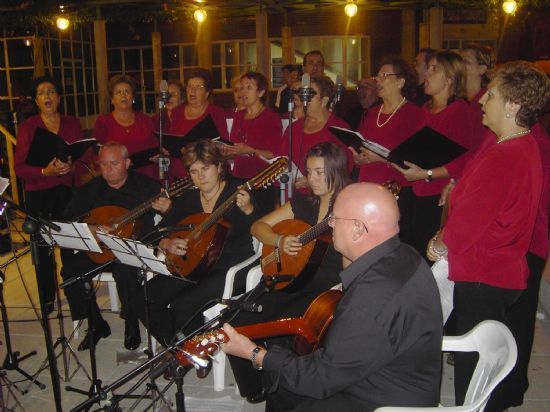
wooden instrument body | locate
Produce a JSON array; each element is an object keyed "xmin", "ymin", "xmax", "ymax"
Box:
[
  {"xmin": 175, "ymin": 289, "xmax": 342, "ymax": 368},
  {"xmin": 85, "ymin": 205, "xmax": 138, "ymax": 264},
  {"xmin": 262, "ymin": 219, "xmax": 331, "ymax": 292},
  {"xmin": 165, "ymin": 213, "xmax": 230, "ymax": 281}
]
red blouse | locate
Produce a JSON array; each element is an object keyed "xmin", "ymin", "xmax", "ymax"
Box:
[
  {"xmin": 93, "ymin": 112, "xmax": 158, "ymax": 179},
  {"xmin": 443, "ymin": 133, "xmax": 542, "ymax": 289},
  {"xmin": 229, "ymin": 108, "xmax": 282, "ymax": 179},
  {"xmin": 357, "ymin": 101, "xmax": 425, "ymax": 186},
  {"xmin": 15, "ymin": 114, "xmax": 87, "ymax": 191},
  {"xmin": 165, "ymin": 103, "xmax": 228, "ymax": 179},
  {"xmin": 413, "ymin": 99, "xmax": 476, "ymax": 197},
  {"xmin": 468, "ymin": 88, "xmax": 487, "ymax": 152},
  {"xmin": 279, "ymin": 113, "xmax": 353, "ymax": 175}
]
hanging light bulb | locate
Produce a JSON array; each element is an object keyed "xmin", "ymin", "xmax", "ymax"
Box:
[
  {"xmin": 194, "ymin": 9, "xmax": 207, "ymax": 23},
  {"xmin": 502, "ymin": 0, "xmax": 517, "ymax": 14},
  {"xmin": 344, "ymin": 1, "xmax": 358, "ymax": 17},
  {"xmin": 56, "ymin": 16, "xmax": 70, "ymax": 30}
]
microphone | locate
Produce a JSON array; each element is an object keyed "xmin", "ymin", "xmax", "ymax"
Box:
[
  {"xmin": 159, "ymin": 79, "xmax": 170, "ymax": 104},
  {"xmin": 217, "ymin": 298, "xmax": 263, "ymax": 313},
  {"xmin": 158, "ymin": 224, "xmax": 195, "ymax": 233},
  {"xmin": 298, "ymin": 73, "xmax": 316, "ymax": 110},
  {"xmin": 334, "ymin": 74, "xmax": 344, "ymax": 105}
]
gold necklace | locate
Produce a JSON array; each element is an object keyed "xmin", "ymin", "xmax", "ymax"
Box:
[
  {"xmin": 497, "ymin": 129, "xmax": 530, "ymax": 144},
  {"xmin": 376, "ymin": 97, "xmax": 406, "ymax": 128},
  {"xmin": 201, "ymin": 182, "xmax": 222, "ymax": 206}
]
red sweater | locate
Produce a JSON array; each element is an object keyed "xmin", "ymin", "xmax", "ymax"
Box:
[
  {"xmin": 165, "ymin": 103, "xmax": 228, "ymax": 179},
  {"xmin": 357, "ymin": 102, "xmax": 425, "ymax": 186},
  {"xmin": 414, "ymin": 99, "xmax": 475, "ymax": 197},
  {"xmin": 15, "ymin": 114, "xmax": 86, "ymax": 191},
  {"xmin": 279, "ymin": 114, "xmax": 353, "ymax": 175},
  {"xmin": 529, "ymin": 123, "xmax": 550, "ymax": 259},
  {"xmin": 93, "ymin": 112, "xmax": 158, "ymax": 179},
  {"xmin": 468, "ymin": 88, "xmax": 486, "ymax": 152},
  {"xmin": 443, "ymin": 133, "xmax": 542, "ymax": 289},
  {"xmin": 229, "ymin": 108, "xmax": 282, "ymax": 179}
]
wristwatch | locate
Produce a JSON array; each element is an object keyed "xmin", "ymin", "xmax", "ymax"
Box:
[
  {"xmin": 425, "ymin": 169, "xmax": 433, "ymax": 182},
  {"xmin": 251, "ymin": 346, "xmax": 264, "ymax": 370}
]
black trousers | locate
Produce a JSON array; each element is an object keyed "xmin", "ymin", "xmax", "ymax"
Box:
[
  {"xmin": 60, "ymin": 248, "xmax": 141, "ymax": 325},
  {"xmin": 398, "ymin": 189, "xmax": 441, "ymax": 261},
  {"xmin": 452, "ymin": 281, "xmax": 521, "ymax": 407},
  {"xmin": 265, "ymin": 385, "xmax": 368, "ymax": 412},
  {"xmin": 484, "ymin": 253, "xmax": 545, "ymax": 411},
  {"xmin": 24, "ymin": 185, "xmax": 72, "ymax": 305}
]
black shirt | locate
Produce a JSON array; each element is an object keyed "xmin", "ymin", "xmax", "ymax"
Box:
[
  {"xmin": 263, "ymin": 236, "xmax": 443, "ymax": 410},
  {"xmin": 63, "ymin": 171, "xmax": 161, "ymax": 240}
]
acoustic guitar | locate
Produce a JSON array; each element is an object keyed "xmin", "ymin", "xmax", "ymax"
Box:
[
  {"xmin": 85, "ymin": 177, "xmax": 193, "ymax": 264},
  {"xmin": 165, "ymin": 158, "xmax": 288, "ymax": 280},
  {"xmin": 175, "ymin": 288, "xmax": 343, "ymax": 370},
  {"xmin": 261, "ymin": 217, "xmax": 331, "ymax": 292}
]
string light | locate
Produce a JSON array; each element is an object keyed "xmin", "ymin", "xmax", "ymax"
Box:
[
  {"xmin": 502, "ymin": 0, "xmax": 518, "ymax": 14},
  {"xmin": 194, "ymin": 9, "xmax": 207, "ymax": 23},
  {"xmin": 344, "ymin": 1, "xmax": 358, "ymax": 18},
  {"xmin": 56, "ymin": 5, "xmax": 70, "ymax": 30}
]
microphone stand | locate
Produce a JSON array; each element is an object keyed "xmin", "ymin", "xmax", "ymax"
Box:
[
  {"xmin": 1, "ymin": 196, "xmax": 63, "ymax": 411},
  {"xmin": 157, "ymin": 90, "xmax": 171, "ymax": 191},
  {"xmin": 279, "ymin": 101, "xmax": 294, "ymax": 205}
]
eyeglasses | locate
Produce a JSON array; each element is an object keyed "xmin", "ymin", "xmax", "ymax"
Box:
[
  {"xmin": 187, "ymin": 84, "xmax": 206, "ymax": 91},
  {"xmin": 114, "ymin": 89, "xmax": 132, "ymax": 96},
  {"xmin": 328, "ymin": 213, "xmax": 368, "ymax": 233},
  {"xmin": 374, "ymin": 72, "xmax": 401, "ymax": 80},
  {"xmin": 37, "ymin": 89, "xmax": 58, "ymax": 97}
]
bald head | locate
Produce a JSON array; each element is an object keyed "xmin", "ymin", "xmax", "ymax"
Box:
[{"xmin": 331, "ymin": 183, "xmax": 400, "ymax": 260}]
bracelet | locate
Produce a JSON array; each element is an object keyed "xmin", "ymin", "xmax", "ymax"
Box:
[{"xmin": 251, "ymin": 346, "xmax": 264, "ymax": 370}]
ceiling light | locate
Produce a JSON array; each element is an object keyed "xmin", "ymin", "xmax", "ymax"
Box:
[
  {"xmin": 56, "ymin": 16, "xmax": 70, "ymax": 30},
  {"xmin": 502, "ymin": 0, "xmax": 517, "ymax": 14},
  {"xmin": 194, "ymin": 9, "xmax": 207, "ymax": 23},
  {"xmin": 344, "ymin": 1, "xmax": 358, "ymax": 18}
]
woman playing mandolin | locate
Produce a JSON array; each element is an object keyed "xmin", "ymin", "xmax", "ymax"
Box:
[
  {"xmin": 228, "ymin": 141, "xmax": 350, "ymax": 403},
  {"xmin": 131, "ymin": 139, "xmax": 263, "ymax": 345}
]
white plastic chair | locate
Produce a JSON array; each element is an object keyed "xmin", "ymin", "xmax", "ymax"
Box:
[
  {"xmin": 203, "ymin": 237, "xmax": 262, "ymax": 392},
  {"xmin": 375, "ymin": 320, "xmax": 518, "ymax": 412}
]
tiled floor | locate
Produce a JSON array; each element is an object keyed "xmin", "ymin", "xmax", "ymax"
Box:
[{"xmin": 0, "ymin": 239, "xmax": 549, "ymax": 411}]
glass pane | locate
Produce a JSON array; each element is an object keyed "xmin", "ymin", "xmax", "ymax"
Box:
[
  {"xmin": 225, "ymin": 67, "xmax": 242, "ymax": 89},
  {"xmin": 8, "ymin": 39, "xmax": 34, "ymax": 67},
  {"xmin": 0, "ymin": 71, "xmax": 7, "ymax": 95},
  {"xmin": 73, "ymin": 42, "xmax": 82, "ymax": 59},
  {"xmin": 125, "ymin": 72, "xmax": 142, "ymax": 91},
  {"xmin": 9, "ymin": 69, "xmax": 34, "ymax": 97},
  {"xmin": 182, "ymin": 45, "xmax": 198, "ymax": 66},
  {"xmin": 324, "ymin": 63, "xmax": 342, "ymax": 83},
  {"xmin": 142, "ymin": 48, "xmax": 153, "ymax": 70},
  {"xmin": 163, "ymin": 45, "xmax": 179, "ymax": 69},
  {"xmin": 53, "ymin": 68, "xmax": 62, "ymax": 84},
  {"xmin": 212, "ymin": 67, "xmax": 222, "ymax": 89},
  {"xmin": 346, "ymin": 38, "xmax": 360, "ymax": 62},
  {"xmin": 84, "ymin": 42, "xmax": 94, "ymax": 66},
  {"xmin": 124, "ymin": 49, "xmax": 141, "ymax": 71},
  {"xmin": 270, "ymin": 41, "xmax": 282, "ymax": 60},
  {"xmin": 294, "ymin": 38, "xmax": 321, "ymax": 62},
  {"xmin": 108, "ymin": 49, "xmax": 122, "ymax": 71},
  {"xmin": 0, "ymin": 41, "xmax": 5, "ymax": 66},
  {"xmin": 347, "ymin": 62, "xmax": 360, "ymax": 87},
  {"xmin": 321, "ymin": 38, "xmax": 343, "ymax": 63},
  {"xmin": 211, "ymin": 43, "xmax": 221, "ymax": 66},
  {"xmin": 61, "ymin": 41, "xmax": 71, "ymax": 58},
  {"xmin": 162, "ymin": 69, "xmax": 180, "ymax": 82},
  {"xmin": 75, "ymin": 68, "xmax": 84, "ymax": 94},
  {"xmin": 144, "ymin": 93, "xmax": 155, "ymax": 114},
  {"xmin": 87, "ymin": 94, "xmax": 96, "ymax": 116},
  {"xmin": 142, "ymin": 71, "xmax": 154, "ymax": 91},
  {"xmin": 64, "ymin": 69, "xmax": 74, "ymax": 93},
  {"xmin": 50, "ymin": 39, "xmax": 61, "ymax": 65},
  {"xmin": 244, "ymin": 43, "xmax": 256, "ymax": 66},
  {"xmin": 77, "ymin": 95, "xmax": 86, "ymax": 116},
  {"xmin": 85, "ymin": 69, "xmax": 95, "ymax": 92},
  {"xmin": 64, "ymin": 95, "xmax": 75, "ymax": 116}
]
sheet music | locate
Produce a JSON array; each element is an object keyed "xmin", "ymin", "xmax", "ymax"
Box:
[
  {"xmin": 46, "ymin": 222, "xmax": 102, "ymax": 252},
  {"xmin": 96, "ymin": 232, "xmax": 171, "ymax": 276},
  {"xmin": 0, "ymin": 177, "xmax": 9, "ymax": 195}
]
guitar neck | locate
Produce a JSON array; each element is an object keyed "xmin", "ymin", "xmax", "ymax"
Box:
[
  {"xmin": 298, "ymin": 217, "xmax": 330, "ymax": 245},
  {"xmin": 235, "ymin": 318, "xmax": 317, "ymax": 345}
]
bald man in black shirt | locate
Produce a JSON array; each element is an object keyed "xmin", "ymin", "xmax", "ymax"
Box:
[{"xmin": 222, "ymin": 183, "xmax": 443, "ymax": 411}]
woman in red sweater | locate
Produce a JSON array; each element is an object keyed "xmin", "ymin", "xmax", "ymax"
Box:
[
  {"xmin": 93, "ymin": 74, "xmax": 158, "ymax": 179},
  {"xmin": 14, "ymin": 76, "xmax": 87, "ymax": 310},
  {"xmin": 427, "ymin": 61, "xmax": 549, "ymax": 409},
  {"xmin": 151, "ymin": 80, "xmax": 185, "ymax": 134},
  {"xmin": 394, "ymin": 51, "xmax": 475, "ymax": 259}
]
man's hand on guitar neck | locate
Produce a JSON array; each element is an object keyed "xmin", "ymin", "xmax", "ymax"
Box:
[{"xmin": 159, "ymin": 237, "xmax": 189, "ymax": 256}]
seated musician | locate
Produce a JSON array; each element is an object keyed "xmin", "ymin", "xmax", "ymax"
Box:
[
  {"xmin": 61, "ymin": 141, "xmax": 171, "ymax": 351},
  {"xmin": 130, "ymin": 139, "xmax": 263, "ymax": 346},
  {"xmin": 222, "ymin": 182, "xmax": 443, "ymax": 411},
  {"xmin": 226, "ymin": 141, "xmax": 349, "ymax": 404}
]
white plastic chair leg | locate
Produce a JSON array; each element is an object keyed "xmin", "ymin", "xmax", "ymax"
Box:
[{"xmin": 107, "ymin": 281, "xmax": 120, "ymax": 313}]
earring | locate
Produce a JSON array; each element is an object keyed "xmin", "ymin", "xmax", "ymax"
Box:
[{"xmin": 505, "ymin": 113, "xmax": 511, "ymax": 118}]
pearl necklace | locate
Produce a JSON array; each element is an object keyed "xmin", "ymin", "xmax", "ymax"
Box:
[
  {"xmin": 201, "ymin": 182, "xmax": 222, "ymax": 206},
  {"xmin": 376, "ymin": 97, "xmax": 406, "ymax": 128},
  {"xmin": 497, "ymin": 129, "xmax": 530, "ymax": 144}
]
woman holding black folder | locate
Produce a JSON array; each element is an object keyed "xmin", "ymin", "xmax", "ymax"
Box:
[
  {"xmin": 169, "ymin": 69, "xmax": 229, "ymax": 180},
  {"xmin": 14, "ymin": 75, "xmax": 88, "ymax": 311},
  {"xmin": 393, "ymin": 51, "xmax": 475, "ymax": 259},
  {"xmin": 93, "ymin": 74, "xmax": 159, "ymax": 179}
]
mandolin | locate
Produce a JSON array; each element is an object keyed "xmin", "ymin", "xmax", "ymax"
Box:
[
  {"xmin": 261, "ymin": 217, "xmax": 331, "ymax": 292},
  {"xmin": 175, "ymin": 288, "xmax": 342, "ymax": 371},
  {"xmin": 165, "ymin": 157, "xmax": 288, "ymax": 280},
  {"xmin": 85, "ymin": 177, "xmax": 193, "ymax": 264}
]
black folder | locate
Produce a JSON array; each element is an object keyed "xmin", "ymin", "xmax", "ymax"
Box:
[
  {"xmin": 329, "ymin": 126, "xmax": 467, "ymax": 169},
  {"xmin": 153, "ymin": 114, "xmax": 222, "ymax": 157},
  {"xmin": 25, "ymin": 127, "xmax": 96, "ymax": 167}
]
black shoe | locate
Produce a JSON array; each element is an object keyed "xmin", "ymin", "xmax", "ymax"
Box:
[
  {"xmin": 78, "ymin": 322, "xmax": 111, "ymax": 351},
  {"xmin": 246, "ymin": 388, "xmax": 266, "ymax": 404},
  {"xmin": 45, "ymin": 301, "xmax": 55, "ymax": 314},
  {"xmin": 124, "ymin": 319, "xmax": 141, "ymax": 351}
]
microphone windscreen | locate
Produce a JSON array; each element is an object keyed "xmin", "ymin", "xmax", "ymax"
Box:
[
  {"xmin": 160, "ymin": 79, "xmax": 168, "ymax": 92},
  {"xmin": 302, "ymin": 73, "xmax": 311, "ymax": 88},
  {"xmin": 335, "ymin": 74, "xmax": 343, "ymax": 86}
]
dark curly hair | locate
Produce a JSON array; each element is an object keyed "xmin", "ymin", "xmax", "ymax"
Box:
[
  {"xmin": 31, "ymin": 75, "xmax": 62, "ymax": 98},
  {"xmin": 182, "ymin": 139, "xmax": 228, "ymax": 180},
  {"xmin": 310, "ymin": 74, "xmax": 336, "ymax": 108},
  {"xmin": 185, "ymin": 68, "xmax": 213, "ymax": 95},
  {"xmin": 379, "ymin": 55, "xmax": 418, "ymax": 101},
  {"xmin": 490, "ymin": 61, "xmax": 550, "ymax": 128},
  {"xmin": 108, "ymin": 74, "xmax": 137, "ymax": 98},
  {"xmin": 241, "ymin": 71, "xmax": 269, "ymax": 105}
]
